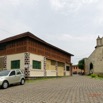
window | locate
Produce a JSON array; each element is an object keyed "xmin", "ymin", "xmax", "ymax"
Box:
[
  {"xmin": 66, "ymin": 66, "xmax": 70, "ymax": 71},
  {"xmin": 11, "ymin": 60, "xmax": 20, "ymax": 69},
  {"xmin": 51, "ymin": 60, "xmax": 56, "ymax": 65},
  {"xmin": 32, "ymin": 60, "xmax": 41, "ymax": 69},
  {"xmin": 16, "ymin": 70, "xmax": 21, "ymax": 75},
  {"xmin": 9, "ymin": 71, "xmax": 15, "ymax": 76},
  {"xmin": 58, "ymin": 62, "xmax": 64, "ymax": 67}
]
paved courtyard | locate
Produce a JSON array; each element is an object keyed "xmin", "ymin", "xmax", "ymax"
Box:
[{"xmin": 0, "ymin": 75, "xmax": 103, "ymax": 103}]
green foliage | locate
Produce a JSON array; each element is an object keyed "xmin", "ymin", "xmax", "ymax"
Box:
[
  {"xmin": 78, "ymin": 59, "xmax": 85, "ymax": 70},
  {"xmin": 26, "ymin": 76, "xmax": 65, "ymax": 83},
  {"xmin": 91, "ymin": 74, "xmax": 98, "ymax": 78}
]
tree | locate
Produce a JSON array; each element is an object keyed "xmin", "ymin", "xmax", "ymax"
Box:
[{"xmin": 78, "ymin": 59, "xmax": 85, "ymax": 74}]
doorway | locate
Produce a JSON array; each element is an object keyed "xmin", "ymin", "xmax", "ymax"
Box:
[{"xmin": 89, "ymin": 62, "xmax": 93, "ymax": 74}]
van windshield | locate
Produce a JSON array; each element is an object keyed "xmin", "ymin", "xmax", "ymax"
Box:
[{"xmin": 0, "ymin": 70, "xmax": 10, "ymax": 76}]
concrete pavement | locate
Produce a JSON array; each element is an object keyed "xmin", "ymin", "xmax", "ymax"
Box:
[{"xmin": 0, "ymin": 75, "xmax": 103, "ymax": 103}]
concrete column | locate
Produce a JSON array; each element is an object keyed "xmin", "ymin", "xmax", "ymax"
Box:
[
  {"xmin": 56, "ymin": 61, "xmax": 58, "ymax": 76},
  {"xmin": 44, "ymin": 57, "xmax": 46, "ymax": 77}
]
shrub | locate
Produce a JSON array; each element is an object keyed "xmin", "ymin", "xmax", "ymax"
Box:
[{"xmin": 91, "ymin": 74, "xmax": 98, "ymax": 78}]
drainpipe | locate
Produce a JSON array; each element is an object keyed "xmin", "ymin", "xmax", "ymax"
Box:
[{"xmin": 70, "ymin": 63, "xmax": 72, "ymax": 76}]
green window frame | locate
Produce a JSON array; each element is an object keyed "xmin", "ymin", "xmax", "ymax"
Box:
[
  {"xmin": 32, "ymin": 60, "xmax": 41, "ymax": 69},
  {"xmin": 11, "ymin": 60, "xmax": 20, "ymax": 69}
]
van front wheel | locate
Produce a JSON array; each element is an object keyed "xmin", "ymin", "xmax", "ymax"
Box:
[{"xmin": 2, "ymin": 81, "xmax": 9, "ymax": 89}]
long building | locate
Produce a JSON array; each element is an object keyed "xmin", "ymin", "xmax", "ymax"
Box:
[{"xmin": 0, "ymin": 32, "xmax": 73, "ymax": 77}]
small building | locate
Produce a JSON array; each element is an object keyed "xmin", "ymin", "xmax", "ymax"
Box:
[
  {"xmin": 72, "ymin": 65, "xmax": 84, "ymax": 74},
  {"xmin": 72, "ymin": 65, "xmax": 78, "ymax": 74},
  {"xmin": 0, "ymin": 32, "xmax": 73, "ymax": 77},
  {"xmin": 85, "ymin": 36, "xmax": 103, "ymax": 74}
]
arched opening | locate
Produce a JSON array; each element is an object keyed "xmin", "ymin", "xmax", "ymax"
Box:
[{"xmin": 89, "ymin": 63, "xmax": 93, "ymax": 74}]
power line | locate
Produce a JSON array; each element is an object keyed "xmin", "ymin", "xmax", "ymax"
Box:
[{"xmin": 0, "ymin": 27, "xmax": 14, "ymax": 35}]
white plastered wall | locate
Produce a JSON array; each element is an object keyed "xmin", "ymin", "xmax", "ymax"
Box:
[
  {"xmin": 29, "ymin": 53, "xmax": 44, "ymax": 77},
  {"xmin": 6, "ymin": 53, "xmax": 24, "ymax": 70}
]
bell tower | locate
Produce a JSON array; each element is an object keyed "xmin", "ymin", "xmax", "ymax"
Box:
[{"xmin": 96, "ymin": 36, "xmax": 102, "ymax": 47}]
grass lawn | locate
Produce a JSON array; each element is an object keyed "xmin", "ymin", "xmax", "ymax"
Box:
[
  {"xmin": 88, "ymin": 74, "xmax": 103, "ymax": 80},
  {"xmin": 25, "ymin": 76, "xmax": 67, "ymax": 83}
]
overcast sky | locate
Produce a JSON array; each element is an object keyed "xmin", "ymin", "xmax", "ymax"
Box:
[{"xmin": 0, "ymin": 0, "xmax": 103, "ymax": 64}]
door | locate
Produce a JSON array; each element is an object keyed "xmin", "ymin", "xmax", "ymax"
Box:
[
  {"xmin": 8, "ymin": 71, "xmax": 17, "ymax": 84},
  {"xmin": 15, "ymin": 70, "xmax": 22, "ymax": 82}
]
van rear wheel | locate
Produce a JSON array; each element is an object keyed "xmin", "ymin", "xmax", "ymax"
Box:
[{"xmin": 20, "ymin": 79, "xmax": 25, "ymax": 85}]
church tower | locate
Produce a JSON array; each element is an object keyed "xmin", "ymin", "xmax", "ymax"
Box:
[{"xmin": 96, "ymin": 36, "xmax": 102, "ymax": 47}]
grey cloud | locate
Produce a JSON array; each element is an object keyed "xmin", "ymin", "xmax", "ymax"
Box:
[{"xmin": 0, "ymin": 0, "xmax": 103, "ymax": 64}]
